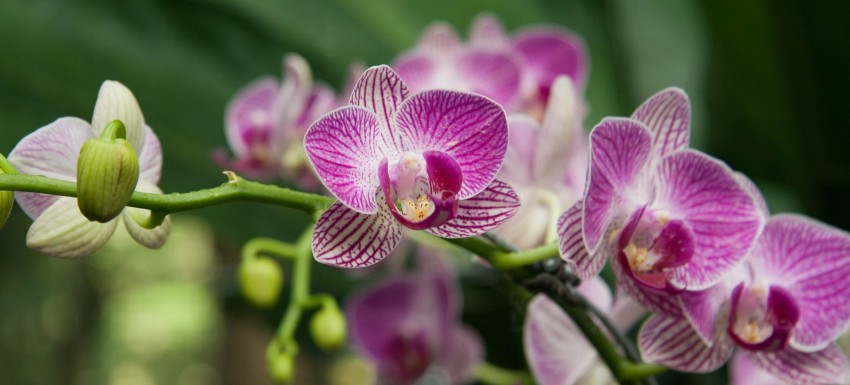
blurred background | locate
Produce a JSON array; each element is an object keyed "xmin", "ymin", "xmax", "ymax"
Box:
[{"xmin": 1, "ymin": 0, "xmax": 848, "ymax": 384}]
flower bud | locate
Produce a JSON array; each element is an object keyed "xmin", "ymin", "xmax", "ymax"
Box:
[
  {"xmin": 310, "ymin": 304, "xmax": 347, "ymax": 351},
  {"xmin": 238, "ymin": 257, "xmax": 283, "ymax": 308},
  {"xmin": 76, "ymin": 120, "xmax": 139, "ymax": 222},
  {"xmin": 0, "ymin": 169, "xmax": 13, "ymax": 230},
  {"xmin": 269, "ymin": 352, "xmax": 295, "ymax": 383}
]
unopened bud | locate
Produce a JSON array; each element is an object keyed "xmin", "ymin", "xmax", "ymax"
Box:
[
  {"xmin": 269, "ymin": 352, "xmax": 295, "ymax": 383},
  {"xmin": 238, "ymin": 257, "xmax": 283, "ymax": 308},
  {"xmin": 310, "ymin": 304, "xmax": 347, "ymax": 351},
  {"xmin": 77, "ymin": 120, "xmax": 139, "ymax": 222}
]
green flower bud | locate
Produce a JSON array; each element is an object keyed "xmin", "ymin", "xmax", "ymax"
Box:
[
  {"xmin": 310, "ymin": 304, "xmax": 347, "ymax": 351},
  {"xmin": 269, "ymin": 352, "xmax": 295, "ymax": 383},
  {"xmin": 76, "ymin": 120, "xmax": 139, "ymax": 222},
  {"xmin": 0, "ymin": 169, "xmax": 13, "ymax": 231},
  {"xmin": 238, "ymin": 257, "xmax": 283, "ymax": 308}
]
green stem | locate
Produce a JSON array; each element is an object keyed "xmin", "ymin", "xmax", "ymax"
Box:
[
  {"xmin": 619, "ymin": 362, "xmax": 667, "ymax": 382},
  {"xmin": 274, "ymin": 227, "xmax": 315, "ymax": 348},
  {"xmin": 489, "ymin": 242, "xmax": 559, "ymax": 270},
  {"xmin": 474, "ymin": 361, "xmax": 535, "ymax": 385},
  {"xmin": 0, "ymin": 173, "xmax": 334, "ymax": 218},
  {"xmin": 243, "ymin": 237, "xmax": 299, "ymax": 262},
  {"xmin": 0, "ymin": 153, "xmax": 18, "ymax": 175}
]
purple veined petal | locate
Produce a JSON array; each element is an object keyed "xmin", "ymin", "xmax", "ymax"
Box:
[
  {"xmin": 311, "ymin": 199, "xmax": 402, "ymax": 268},
  {"xmin": 394, "ymin": 90, "xmax": 508, "ymax": 199},
  {"xmin": 655, "ymin": 150, "xmax": 765, "ymax": 290},
  {"xmin": 454, "ymin": 49, "xmax": 522, "ymax": 108},
  {"xmin": 582, "ymin": 117, "xmax": 654, "ymax": 254},
  {"xmin": 729, "ymin": 352, "xmax": 788, "ymax": 385},
  {"xmin": 295, "ymin": 82, "xmax": 339, "ymax": 130},
  {"xmin": 611, "ymin": 244, "xmax": 684, "ymax": 317},
  {"xmin": 425, "ymin": 179, "xmax": 519, "ymax": 238},
  {"xmin": 742, "ymin": 344, "xmax": 850, "ymax": 385},
  {"xmin": 468, "ymin": 13, "xmax": 510, "ymax": 49},
  {"xmin": 680, "ymin": 264, "xmax": 748, "ymax": 345},
  {"xmin": 498, "ymin": 115, "xmax": 538, "ymax": 187},
  {"xmin": 138, "ymin": 125, "xmax": 162, "ymax": 184},
  {"xmin": 349, "ymin": 65, "xmax": 410, "ymax": 140},
  {"xmin": 747, "ymin": 214, "xmax": 850, "ymax": 351},
  {"xmin": 439, "ymin": 325, "xmax": 484, "ymax": 385},
  {"xmin": 735, "ymin": 172, "xmax": 770, "ymax": 219},
  {"xmin": 524, "ymin": 294, "xmax": 599, "ymax": 385},
  {"xmin": 512, "ymin": 27, "xmax": 589, "ymax": 94},
  {"xmin": 26, "ymin": 197, "xmax": 119, "ymax": 258},
  {"xmin": 9, "ymin": 117, "xmax": 93, "ymax": 219},
  {"xmin": 122, "ymin": 181, "xmax": 171, "ymax": 249},
  {"xmin": 631, "ymin": 87, "xmax": 691, "ymax": 158},
  {"xmin": 558, "ymin": 201, "xmax": 604, "ymax": 279},
  {"xmin": 393, "ymin": 52, "xmax": 440, "ymax": 95},
  {"xmin": 638, "ymin": 313, "xmax": 735, "ymax": 373},
  {"xmin": 273, "ymin": 53, "xmax": 312, "ymax": 130},
  {"xmin": 417, "ymin": 21, "xmax": 461, "ymax": 54},
  {"xmin": 346, "ymin": 277, "xmax": 436, "ymax": 382},
  {"xmin": 536, "ymin": 76, "xmax": 580, "ymax": 185},
  {"xmin": 91, "ymin": 80, "xmax": 145, "ymax": 152},
  {"xmin": 224, "ymin": 77, "xmax": 280, "ymax": 159},
  {"xmin": 304, "ymin": 106, "xmax": 389, "ymax": 214}
]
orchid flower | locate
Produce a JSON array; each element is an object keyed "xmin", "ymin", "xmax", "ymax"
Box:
[
  {"xmin": 303, "ymin": 65, "xmax": 520, "ymax": 268},
  {"xmin": 346, "ymin": 251, "xmax": 483, "ymax": 384},
  {"xmin": 215, "ymin": 53, "xmax": 340, "ymax": 184},
  {"xmin": 524, "ymin": 277, "xmax": 645, "ymax": 385},
  {"xmin": 638, "ymin": 214, "xmax": 850, "ymax": 384},
  {"xmin": 495, "ymin": 75, "xmax": 588, "ymax": 249},
  {"xmin": 8, "ymin": 80, "xmax": 170, "ymax": 258},
  {"xmin": 557, "ymin": 88, "xmax": 765, "ymax": 315}
]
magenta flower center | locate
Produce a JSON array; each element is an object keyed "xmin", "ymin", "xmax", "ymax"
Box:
[
  {"xmin": 379, "ymin": 150, "xmax": 462, "ymax": 230},
  {"xmin": 728, "ymin": 283, "xmax": 800, "ymax": 352}
]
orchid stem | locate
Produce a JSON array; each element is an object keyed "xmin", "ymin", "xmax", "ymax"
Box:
[
  {"xmin": 0, "ymin": 173, "xmax": 334, "ymax": 219},
  {"xmin": 243, "ymin": 237, "xmax": 299, "ymax": 262},
  {"xmin": 482, "ymin": 232, "xmax": 519, "ymax": 252},
  {"xmin": 474, "ymin": 361, "xmax": 535, "ymax": 385},
  {"xmin": 489, "ymin": 242, "xmax": 559, "ymax": 270},
  {"xmin": 0, "ymin": 153, "xmax": 18, "ymax": 175},
  {"xmin": 273, "ymin": 227, "xmax": 314, "ymax": 347}
]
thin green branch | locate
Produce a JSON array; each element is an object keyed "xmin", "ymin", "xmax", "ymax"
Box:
[
  {"xmin": 0, "ymin": 153, "xmax": 18, "ymax": 174},
  {"xmin": 243, "ymin": 237, "xmax": 299, "ymax": 261},
  {"xmin": 474, "ymin": 361, "xmax": 535, "ymax": 385}
]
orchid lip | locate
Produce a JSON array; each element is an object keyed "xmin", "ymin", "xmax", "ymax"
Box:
[
  {"xmin": 728, "ymin": 283, "xmax": 800, "ymax": 352},
  {"xmin": 378, "ymin": 151, "xmax": 462, "ymax": 230},
  {"xmin": 616, "ymin": 205, "xmax": 694, "ymax": 293}
]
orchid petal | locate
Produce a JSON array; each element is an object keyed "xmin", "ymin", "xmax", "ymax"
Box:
[
  {"xmin": 512, "ymin": 28, "xmax": 588, "ymax": 93},
  {"xmin": 743, "ymin": 345, "xmax": 850, "ymax": 385},
  {"xmin": 296, "ymin": 83, "xmax": 339, "ymax": 129},
  {"xmin": 417, "ymin": 22, "xmax": 461, "ymax": 53},
  {"xmin": 735, "ymin": 172, "xmax": 770, "ymax": 219},
  {"xmin": 499, "ymin": 115, "xmax": 538, "ymax": 187},
  {"xmin": 274, "ymin": 53, "xmax": 312, "ymax": 129},
  {"xmin": 469, "ymin": 13, "xmax": 509, "ymax": 48},
  {"xmin": 9, "ymin": 117, "xmax": 92, "ymax": 219},
  {"xmin": 26, "ymin": 197, "xmax": 119, "ymax": 258},
  {"xmin": 312, "ymin": 200, "xmax": 402, "ymax": 268},
  {"xmin": 122, "ymin": 181, "xmax": 171, "ymax": 249},
  {"xmin": 138, "ymin": 125, "xmax": 162, "ymax": 184},
  {"xmin": 91, "ymin": 80, "xmax": 145, "ymax": 152},
  {"xmin": 536, "ymin": 76, "xmax": 579, "ymax": 184},
  {"xmin": 394, "ymin": 90, "xmax": 508, "ymax": 199},
  {"xmin": 748, "ymin": 214, "xmax": 850, "ymax": 351},
  {"xmin": 454, "ymin": 49, "xmax": 521, "ymax": 107},
  {"xmin": 631, "ymin": 87, "xmax": 691, "ymax": 158},
  {"xmin": 426, "ymin": 179, "xmax": 519, "ymax": 238},
  {"xmin": 304, "ymin": 106, "xmax": 388, "ymax": 214},
  {"xmin": 609, "ymin": 292, "xmax": 647, "ymax": 332},
  {"xmin": 638, "ymin": 314, "xmax": 734, "ymax": 373},
  {"xmin": 611, "ymin": 248, "xmax": 684, "ymax": 317},
  {"xmin": 349, "ymin": 65, "xmax": 410, "ymax": 137},
  {"xmin": 393, "ymin": 53, "xmax": 439, "ymax": 95},
  {"xmin": 493, "ymin": 187, "xmax": 552, "ymax": 249},
  {"xmin": 656, "ymin": 150, "xmax": 765, "ymax": 290},
  {"xmin": 578, "ymin": 276, "xmax": 614, "ymax": 313},
  {"xmin": 558, "ymin": 201, "xmax": 603, "ymax": 279},
  {"xmin": 440, "ymin": 325, "xmax": 484, "ymax": 385},
  {"xmin": 680, "ymin": 264, "xmax": 748, "ymax": 344},
  {"xmin": 582, "ymin": 118, "xmax": 653, "ymax": 253},
  {"xmin": 729, "ymin": 353, "xmax": 786, "ymax": 385},
  {"xmin": 224, "ymin": 77, "xmax": 280, "ymax": 158},
  {"xmin": 524, "ymin": 294, "xmax": 598, "ymax": 385}
]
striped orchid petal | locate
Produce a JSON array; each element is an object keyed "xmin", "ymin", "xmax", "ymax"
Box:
[
  {"xmin": 349, "ymin": 65, "xmax": 410, "ymax": 138},
  {"xmin": 394, "ymin": 90, "xmax": 508, "ymax": 199},
  {"xmin": 582, "ymin": 118, "xmax": 654, "ymax": 253},
  {"xmin": 536, "ymin": 75, "xmax": 580, "ymax": 185},
  {"xmin": 679, "ymin": 264, "xmax": 748, "ymax": 344},
  {"xmin": 742, "ymin": 345, "xmax": 850, "ymax": 385},
  {"xmin": 499, "ymin": 115, "xmax": 538, "ymax": 187},
  {"xmin": 304, "ymin": 106, "xmax": 390, "ymax": 214},
  {"xmin": 224, "ymin": 77, "xmax": 280, "ymax": 160},
  {"xmin": 611, "ymin": 248, "xmax": 684, "ymax": 317},
  {"xmin": 468, "ymin": 13, "xmax": 509, "ymax": 48},
  {"xmin": 91, "ymin": 80, "xmax": 145, "ymax": 152},
  {"xmin": 122, "ymin": 181, "xmax": 171, "ymax": 249},
  {"xmin": 524, "ymin": 294, "xmax": 599, "ymax": 385},
  {"xmin": 454, "ymin": 49, "xmax": 521, "ymax": 108},
  {"xmin": 631, "ymin": 87, "xmax": 691, "ymax": 158},
  {"xmin": 138, "ymin": 125, "xmax": 163, "ymax": 184},
  {"xmin": 26, "ymin": 197, "xmax": 119, "ymax": 259},
  {"xmin": 729, "ymin": 352, "xmax": 787, "ymax": 385},
  {"xmin": 417, "ymin": 22, "xmax": 461, "ymax": 53},
  {"xmin": 312, "ymin": 200, "xmax": 402, "ymax": 268},
  {"xmin": 639, "ymin": 314, "xmax": 735, "ymax": 373},
  {"xmin": 9, "ymin": 117, "xmax": 92, "ymax": 219},
  {"xmin": 512, "ymin": 27, "xmax": 588, "ymax": 94},
  {"xmin": 440, "ymin": 325, "xmax": 484, "ymax": 385},
  {"xmin": 656, "ymin": 150, "xmax": 765, "ymax": 290},
  {"xmin": 426, "ymin": 179, "xmax": 519, "ymax": 238},
  {"xmin": 557, "ymin": 201, "xmax": 603, "ymax": 279},
  {"xmin": 748, "ymin": 215, "xmax": 850, "ymax": 351}
]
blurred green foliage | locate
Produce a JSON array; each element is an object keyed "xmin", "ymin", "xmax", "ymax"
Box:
[{"xmin": 1, "ymin": 0, "xmax": 849, "ymax": 384}]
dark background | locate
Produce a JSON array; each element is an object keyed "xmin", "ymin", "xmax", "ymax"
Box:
[{"xmin": 1, "ymin": 0, "xmax": 847, "ymax": 384}]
